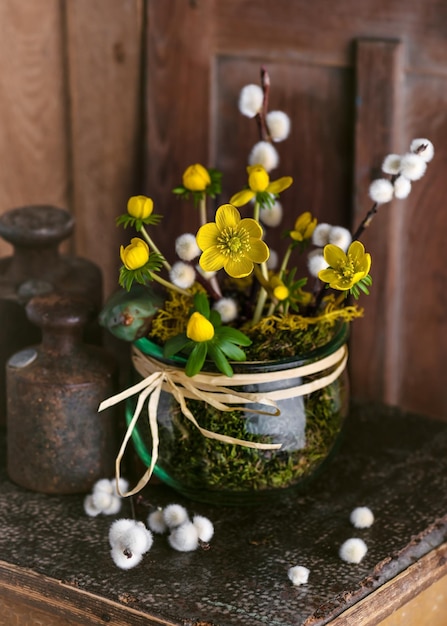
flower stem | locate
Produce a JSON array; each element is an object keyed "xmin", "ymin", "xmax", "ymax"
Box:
[
  {"xmin": 140, "ymin": 225, "xmax": 171, "ymax": 272},
  {"xmin": 253, "ymin": 200, "xmax": 260, "ymax": 223},
  {"xmin": 252, "ymin": 262, "xmax": 269, "ymax": 324},
  {"xmin": 278, "ymin": 245, "xmax": 293, "ymax": 279},
  {"xmin": 199, "ymin": 195, "xmax": 207, "ymax": 227},
  {"xmin": 151, "ymin": 272, "xmax": 190, "ymax": 297}
]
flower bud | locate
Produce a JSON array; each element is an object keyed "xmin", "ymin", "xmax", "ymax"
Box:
[
  {"xmin": 120, "ymin": 238, "xmax": 149, "ymax": 270},
  {"xmin": 182, "ymin": 164, "xmax": 211, "ymax": 192},
  {"xmin": 127, "ymin": 195, "xmax": 154, "ymax": 219},
  {"xmin": 186, "ymin": 312, "xmax": 214, "ymax": 342},
  {"xmin": 247, "ymin": 165, "xmax": 269, "ymax": 192}
]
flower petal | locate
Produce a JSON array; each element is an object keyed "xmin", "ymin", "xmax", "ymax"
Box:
[
  {"xmin": 239, "ymin": 217, "xmax": 263, "ymax": 239},
  {"xmin": 196, "ymin": 223, "xmax": 219, "ymax": 251},
  {"xmin": 266, "ymin": 176, "xmax": 293, "ymax": 194},
  {"xmin": 323, "ymin": 244, "xmax": 347, "ymax": 267},
  {"xmin": 199, "ymin": 246, "xmax": 225, "ymax": 272},
  {"xmin": 224, "ymin": 256, "xmax": 254, "ymax": 278},
  {"xmin": 229, "ymin": 190, "xmax": 255, "ymax": 207},
  {"xmin": 247, "ymin": 238, "xmax": 269, "ymax": 264},
  {"xmin": 215, "ymin": 204, "xmax": 240, "ymax": 230}
]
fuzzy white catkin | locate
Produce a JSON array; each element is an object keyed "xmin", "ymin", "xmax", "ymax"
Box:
[
  {"xmin": 382, "ymin": 153, "xmax": 402, "ymax": 175},
  {"xmin": 168, "ymin": 521, "xmax": 199, "ymax": 552},
  {"xmin": 368, "ymin": 178, "xmax": 394, "ymax": 204},
  {"xmin": 93, "ymin": 478, "xmax": 114, "ymax": 495},
  {"xmin": 110, "ymin": 546, "xmax": 143, "ymax": 570},
  {"xmin": 266, "ymin": 110, "xmax": 291, "ymax": 142},
  {"xmin": 92, "ymin": 489, "xmax": 114, "ymax": 511},
  {"xmin": 163, "ymin": 504, "xmax": 189, "ymax": 528},
  {"xmin": 238, "ymin": 84, "xmax": 264, "ymax": 118},
  {"xmin": 393, "ymin": 175, "xmax": 412, "ymax": 199},
  {"xmin": 170, "ymin": 262, "xmax": 196, "ymax": 290},
  {"xmin": 350, "ymin": 506, "xmax": 374, "ymax": 529},
  {"xmin": 399, "ymin": 153, "xmax": 427, "ymax": 181},
  {"xmin": 195, "ymin": 265, "xmax": 216, "ymax": 281},
  {"xmin": 101, "ymin": 496, "xmax": 122, "ymax": 516},
  {"xmin": 307, "ymin": 249, "xmax": 328, "ymax": 278},
  {"xmin": 83, "ymin": 494, "xmax": 101, "ymax": 517},
  {"xmin": 192, "ymin": 515, "xmax": 214, "ymax": 543},
  {"xmin": 410, "ymin": 138, "xmax": 435, "ymax": 163},
  {"xmin": 339, "ymin": 538, "xmax": 368, "ymax": 564},
  {"xmin": 248, "ymin": 141, "xmax": 279, "ymax": 172},
  {"xmin": 109, "ymin": 519, "xmax": 153, "ymax": 555},
  {"xmin": 175, "ymin": 233, "xmax": 201, "ymax": 261},
  {"xmin": 147, "ymin": 509, "xmax": 168, "ymax": 534},
  {"xmin": 288, "ymin": 565, "xmax": 310, "ymax": 585},
  {"xmin": 111, "ymin": 477, "xmax": 129, "ymax": 497},
  {"xmin": 260, "ymin": 201, "xmax": 283, "ymax": 228},
  {"xmin": 328, "ymin": 226, "xmax": 352, "ymax": 252},
  {"xmin": 266, "ymin": 249, "xmax": 279, "ymax": 270},
  {"xmin": 214, "ymin": 298, "xmax": 238, "ymax": 323},
  {"xmin": 312, "ymin": 223, "xmax": 332, "ymax": 247}
]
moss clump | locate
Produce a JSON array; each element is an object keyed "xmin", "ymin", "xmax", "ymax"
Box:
[{"xmin": 134, "ymin": 369, "xmax": 347, "ymax": 496}]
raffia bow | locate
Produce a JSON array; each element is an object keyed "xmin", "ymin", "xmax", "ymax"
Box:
[{"xmin": 99, "ymin": 343, "xmax": 348, "ymax": 497}]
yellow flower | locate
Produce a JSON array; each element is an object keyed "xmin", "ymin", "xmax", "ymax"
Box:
[
  {"xmin": 127, "ymin": 195, "xmax": 153, "ymax": 219},
  {"xmin": 196, "ymin": 204, "xmax": 269, "ymax": 278},
  {"xmin": 290, "ymin": 211, "xmax": 317, "ymax": 242},
  {"xmin": 318, "ymin": 241, "xmax": 371, "ymax": 291},
  {"xmin": 182, "ymin": 163, "xmax": 211, "ymax": 192},
  {"xmin": 120, "ymin": 237, "xmax": 150, "ymax": 270},
  {"xmin": 186, "ymin": 312, "xmax": 215, "ymax": 342},
  {"xmin": 230, "ymin": 164, "xmax": 293, "ymax": 207},
  {"xmin": 270, "ymin": 275, "xmax": 289, "ymax": 301}
]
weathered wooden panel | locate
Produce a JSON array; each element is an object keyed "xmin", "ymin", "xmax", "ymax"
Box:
[
  {"xmin": 65, "ymin": 0, "xmax": 144, "ymax": 299},
  {"xmin": 0, "ymin": 0, "xmax": 69, "ymax": 257}
]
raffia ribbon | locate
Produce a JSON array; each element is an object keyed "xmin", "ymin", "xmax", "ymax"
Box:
[{"xmin": 99, "ymin": 343, "xmax": 348, "ymax": 497}]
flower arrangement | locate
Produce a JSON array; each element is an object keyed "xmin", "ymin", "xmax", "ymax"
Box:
[{"xmin": 100, "ymin": 67, "xmax": 434, "ymax": 502}]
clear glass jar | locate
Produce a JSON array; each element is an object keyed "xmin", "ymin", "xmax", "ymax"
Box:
[{"xmin": 127, "ymin": 323, "xmax": 349, "ymax": 505}]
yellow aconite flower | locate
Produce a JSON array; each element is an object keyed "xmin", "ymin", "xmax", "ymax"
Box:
[
  {"xmin": 127, "ymin": 195, "xmax": 154, "ymax": 219},
  {"xmin": 182, "ymin": 163, "xmax": 211, "ymax": 192},
  {"xmin": 230, "ymin": 164, "xmax": 293, "ymax": 207},
  {"xmin": 318, "ymin": 241, "xmax": 371, "ymax": 291},
  {"xmin": 290, "ymin": 211, "xmax": 317, "ymax": 242},
  {"xmin": 196, "ymin": 204, "xmax": 269, "ymax": 278},
  {"xmin": 120, "ymin": 237, "xmax": 150, "ymax": 270},
  {"xmin": 186, "ymin": 312, "xmax": 215, "ymax": 342},
  {"xmin": 270, "ymin": 276, "xmax": 289, "ymax": 301}
]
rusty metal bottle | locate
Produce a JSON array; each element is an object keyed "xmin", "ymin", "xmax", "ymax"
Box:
[
  {"xmin": 6, "ymin": 293, "xmax": 117, "ymax": 494},
  {"xmin": 0, "ymin": 204, "xmax": 103, "ymax": 425}
]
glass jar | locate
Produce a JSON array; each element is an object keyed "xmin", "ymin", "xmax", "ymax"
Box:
[{"xmin": 126, "ymin": 323, "xmax": 349, "ymax": 505}]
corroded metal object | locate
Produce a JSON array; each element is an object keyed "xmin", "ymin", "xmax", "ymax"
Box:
[
  {"xmin": 6, "ymin": 293, "xmax": 118, "ymax": 494},
  {"xmin": 0, "ymin": 205, "xmax": 103, "ymax": 425}
]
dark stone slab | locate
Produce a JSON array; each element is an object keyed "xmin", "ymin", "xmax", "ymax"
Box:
[{"xmin": 1, "ymin": 403, "xmax": 447, "ymax": 625}]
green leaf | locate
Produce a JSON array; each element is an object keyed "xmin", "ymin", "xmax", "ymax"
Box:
[
  {"xmin": 185, "ymin": 342, "xmax": 208, "ymax": 377},
  {"xmin": 164, "ymin": 334, "xmax": 190, "ymax": 358},
  {"xmin": 208, "ymin": 344, "xmax": 233, "ymax": 377},
  {"xmin": 217, "ymin": 340, "xmax": 247, "ymax": 362},
  {"xmin": 216, "ymin": 326, "xmax": 252, "ymax": 346},
  {"xmin": 193, "ymin": 292, "xmax": 210, "ymax": 318}
]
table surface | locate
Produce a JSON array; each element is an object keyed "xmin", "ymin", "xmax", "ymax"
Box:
[{"xmin": 1, "ymin": 403, "xmax": 447, "ymax": 626}]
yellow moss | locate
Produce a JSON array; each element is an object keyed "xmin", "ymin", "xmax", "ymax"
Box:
[
  {"xmin": 246, "ymin": 296, "xmax": 363, "ymax": 336},
  {"xmin": 149, "ymin": 284, "xmax": 205, "ymax": 343}
]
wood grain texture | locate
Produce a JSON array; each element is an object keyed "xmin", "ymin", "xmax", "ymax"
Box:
[
  {"xmin": 144, "ymin": 0, "xmax": 214, "ymax": 259},
  {"xmin": 65, "ymin": 0, "xmax": 144, "ymax": 298},
  {"xmin": 0, "ymin": 0, "xmax": 69, "ymax": 258},
  {"xmin": 327, "ymin": 544, "xmax": 447, "ymax": 626},
  {"xmin": 349, "ymin": 39, "xmax": 403, "ymax": 407}
]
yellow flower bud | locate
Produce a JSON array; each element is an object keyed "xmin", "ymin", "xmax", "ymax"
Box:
[
  {"xmin": 247, "ymin": 164, "xmax": 269, "ymax": 192},
  {"xmin": 120, "ymin": 237, "xmax": 149, "ymax": 270},
  {"xmin": 182, "ymin": 164, "xmax": 211, "ymax": 192},
  {"xmin": 127, "ymin": 195, "xmax": 154, "ymax": 219},
  {"xmin": 271, "ymin": 276, "xmax": 289, "ymax": 301},
  {"xmin": 186, "ymin": 312, "xmax": 215, "ymax": 342}
]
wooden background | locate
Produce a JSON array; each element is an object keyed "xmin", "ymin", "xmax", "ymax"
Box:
[{"xmin": 1, "ymin": 0, "xmax": 446, "ymax": 420}]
